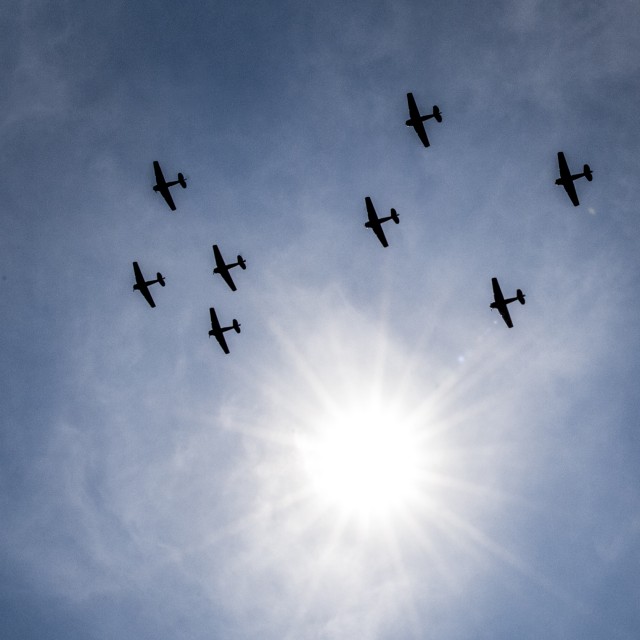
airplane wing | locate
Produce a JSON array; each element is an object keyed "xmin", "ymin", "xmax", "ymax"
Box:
[
  {"xmin": 557, "ymin": 152, "xmax": 579, "ymax": 206},
  {"xmin": 365, "ymin": 197, "xmax": 389, "ymax": 248},
  {"xmin": 407, "ymin": 92, "xmax": 419, "ymax": 118},
  {"xmin": 140, "ymin": 287, "xmax": 156, "ymax": 308},
  {"xmin": 491, "ymin": 277, "xmax": 513, "ymax": 327},
  {"xmin": 406, "ymin": 93, "xmax": 430, "ymax": 147},
  {"xmin": 499, "ymin": 305, "xmax": 514, "ymax": 328},
  {"xmin": 210, "ymin": 307, "xmax": 230, "ymax": 354},
  {"xmin": 153, "ymin": 161, "xmax": 176, "ymax": 211},
  {"xmin": 412, "ymin": 121, "xmax": 430, "ymax": 148},
  {"xmin": 158, "ymin": 186, "xmax": 176, "ymax": 211},
  {"xmin": 213, "ymin": 245, "xmax": 237, "ymax": 291},
  {"xmin": 219, "ymin": 269, "xmax": 236, "ymax": 292},
  {"xmin": 557, "ymin": 152, "xmax": 569, "ymax": 178},
  {"xmin": 371, "ymin": 221, "xmax": 389, "ymax": 248},
  {"xmin": 564, "ymin": 182, "xmax": 580, "ymax": 207},
  {"xmin": 491, "ymin": 277, "xmax": 503, "ymax": 301},
  {"xmin": 153, "ymin": 161, "xmax": 165, "ymax": 185},
  {"xmin": 133, "ymin": 262, "xmax": 155, "ymax": 308}
]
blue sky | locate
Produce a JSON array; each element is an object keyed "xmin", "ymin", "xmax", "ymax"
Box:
[{"xmin": 1, "ymin": 1, "xmax": 640, "ymax": 638}]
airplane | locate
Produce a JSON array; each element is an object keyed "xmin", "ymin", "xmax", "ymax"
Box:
[
  {"xmin": 555, "ymin": 151, "xmax": 592, "ymax": 207},
  {"xmin": 490, "ymin": 277, "xmax": 525, "ymax": 329},
  {"xmin": 152, "ymin": 160, "xmax": 187, "ymax": 211},
  {"xmin": 208, "ymin": 307, "xmax": 241, "ymax": 354},
  {"xmin": 132, "ymin": 261, "xmax": 165, "ymax": 308},
  {"xmin": 364, "ymin": 196, "xmax": 399, "ymax": 248},
  {"xmin": 212, "ymin": 244, "xmax": 246, "ymax": 292},
  {"xmin": 405, "ymin": 92, "xmax": 442, "ymax": 148}
]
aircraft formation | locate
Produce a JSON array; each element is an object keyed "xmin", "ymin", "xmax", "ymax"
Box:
[
  {"xmin": 134, "ymin": 92, "xmax": 594, "ymax": 344},
  {"xmin": 134, "ymin": 161, "xmax": 245, "ymax": 353},
  {"xmin": 363, "ymin": 92, "xmax": 592, "ymax": 329}
]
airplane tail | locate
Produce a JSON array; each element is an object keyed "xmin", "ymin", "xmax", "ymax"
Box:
[
  {"xmin": 517, "ymin": 289, "xmax": 526, "ymax": 305},
  {"xmin": 583, "ymin": 164, "xmax": 593, "ymax": 181},
  {"xmin": 157, "ymin": 273, "xmax": 166, "ymax": 287},
  {"xmin": 390, "ymin": 208, "xmax": 400, "ymax": 224},
  {"xmin": 418, "ymin": 106, "xmax": 442, "ymax": 123},
  {"xmin": 232, "ymin": 319, "xmax": 241, "ymax": 333},
  {"xmin": 237, "ymin": 255, "xmax": 247, "ymax": 270},
  {"xmin": 178, "ymin": 173, "xmax": 187, "ymax": 188}
]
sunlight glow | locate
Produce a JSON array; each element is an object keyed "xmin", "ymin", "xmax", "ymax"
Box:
[
  {"xmin": 298, "ymin": 405, "xmax": 424, "ymax": 520},
  {"xmin": 217, "ymin": 294, "xmax": 535, "ymax": 639}
]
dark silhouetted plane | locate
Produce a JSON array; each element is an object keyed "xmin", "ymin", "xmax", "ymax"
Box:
[
  {"xmin": 208, "ymin": 307, "xmax": 241, "ymax": 354},
  {"xmin": 212, "ymin": 244, "xmax": 246, "ymax": 292},
  {"xmin": 555, "ymin": 151, "xmax": 592, "ymax": 207},
  {"xmin": 490, "ymin": 277, "xmax": 525, "ymax": 328},
  {"xmin": 152, "ymin": 160, "xmax": 187, "ymax": 211},
  {"xmin": 364, "ymin": 196, "xmax": 399, "ymax": 248},
  {"xmin": 133, "ymin": 261, "xmax": 165, "ymax": 308},
  {"xmin": 405, "ymin": 92, "xmax": 442, "ymax": 148}
]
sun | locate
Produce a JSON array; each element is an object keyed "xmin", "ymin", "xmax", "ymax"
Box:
[{"xmin": 296, "ymin": 402, "xmax": 425, "ymax": 522}]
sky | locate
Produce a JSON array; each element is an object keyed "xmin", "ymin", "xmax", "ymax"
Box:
[{"xmin": 1, "ymin": 0, "xmax": 640, "ymax": 638}]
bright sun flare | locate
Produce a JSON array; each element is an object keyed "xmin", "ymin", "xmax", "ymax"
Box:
[{"xmin": 298, "ymin": 406, "xmax": 424, "ymax": 520}]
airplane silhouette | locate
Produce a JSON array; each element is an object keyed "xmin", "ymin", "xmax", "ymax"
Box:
[
  {"xmin": 405, "ymin": 92, "xmax": 442, "ymax": 148},
  {"xmin": 132, "ymin": 261, "xmax": 165, "ymax": 308},
  {"xmin": 364, "ymin": 196, "xmax": 399, "ymax": 248},
  {"xmin": 490, "ymin": 277, "xmax": 525, "ymax": 328},
  {"xmin": 152, "ymin": 160, "xmax": 187, "ymax": 211},
  {"xmin": 212, "ymin": 244, "xmax": 246, "ymax": 292},
  {"xmin": 555, "ymin": 151, "xmax": 592, "ymax": 207},
  {"xmin": 208, "ymin": 307, "xmax": 241, "ymax": 354}
]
